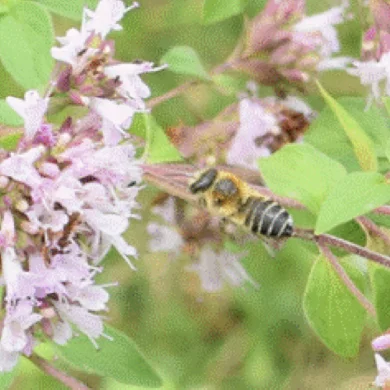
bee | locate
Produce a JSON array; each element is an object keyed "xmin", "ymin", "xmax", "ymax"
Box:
[{"xmin": 189, "ymin": 168, "xmax": 293, "ymax": 238}]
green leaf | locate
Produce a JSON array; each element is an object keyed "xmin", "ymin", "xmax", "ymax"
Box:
[
  {"xmin": 202, "ymin": 0, "xmax": 245, "ymax": 24},
  {"xmin": 363, "ymin": 224, "xmax": 390, "ymax": 331},
  {"xmin": 303, "ymin": 256, "xmax": 366, "ymax": 357},
  {"xmin": 306, "ymin": 98, "xmax": 390, "ymax": 173},
  {"xmin": 259, "ymin": 144, "xmax": 347, "ymax": 214},
  {"xmin": 0, "ymin": 5, "xmax": 9, "ymax": 14},
  {"xmin": 130, "ymin": 114, "xmax": 183, "ymax": 164},
  {"xmin": 160, "ymin": 46, "xmax": 210, "ymax": 81},
  {"xmin": 0, "ymin": 100, "xmax": 23, "ymax": 126},
  {"xmin": 212, "ymin": 74, "xmax": 246, "ymax": 95},
  {"xmin": 371, "ymin": 266, "xmax": 390, "ymax": 331},
  {"xmin": 0, "ymin": 132, "xmax": 22, "ymax": 151},
  {"xmin": 316, "ymin": 172, "xmax": 390, "ymax": 234},
  {"xmin": 316, "ymin": 82, "xmax": 378, "ymax": 172},
  {"xmin": 386, "ymin": 138, "xmax": 390, "ymax": 164},
  {"xmin": 55, "ymin": 325, "xmax": 162, "ymax": 387},
  {"xmin": 0, "ymin": 1, "xmax": 54, "ymax": 89},
  {"xmin": 35, "ymin": 0, "xmax": 98, "ymax": 20},
  {"xmin": 0, "ymin": 368, "xmax": 17, "ymax": 390}
]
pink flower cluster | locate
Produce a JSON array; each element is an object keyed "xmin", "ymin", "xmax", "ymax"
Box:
[
  {"xmin": 237, "ymin": 0, "xmax": 351, "ymax": 89},
  {"xmin": 0, "ymin": 89, "xmax": 142, "ymax": 371},
  {"xmin": 0, "ymin": 0, "xmax": 164, "ymax": 372}
]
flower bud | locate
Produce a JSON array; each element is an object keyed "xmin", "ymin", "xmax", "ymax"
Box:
[
  {"xmin": 15, "ymin": 199, "xmax": 29, "ymax": 213},
  {"xmin": 0, "ymin": 176, "xmax": 9, "ymax": 189}
]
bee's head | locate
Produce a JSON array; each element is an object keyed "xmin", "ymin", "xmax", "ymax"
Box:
[{"xmin": 212, "ymin": 178, "xmax": 240, "ymax": 207}]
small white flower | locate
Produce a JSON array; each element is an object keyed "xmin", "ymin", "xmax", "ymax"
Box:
[
  {"xmin": 348, "ymin": 52, "xmax": 390, "ymax": 102},
  {"xmin": 50, "ymin": 245, "xmax": 95, "ymax": 284},
  {"xmin": 2, "ymin": 247, "xmax": 35, "ymax": 303},
  {"xmin": 227, "ymin": 98, "xmax": 278, "ymax": 169},
  {"xmin": 66, "ymin": 283, "xmax": 109, "ymax": 312},
  {"xmin": 0, "ymin": 345, "xmax": 19, "ymax": 372},
  {"xmin": 26, "ymin": 203, "xmax": 69, "ymax": 233},
  {"xmin": 6, "ymin": 91, "xmax": 48, "ymax": 140},
  {"xmin": 83, "ymin": 0, "xmax": 139, "ymax": 38},
  {"xmin": 1, "ymin": 301, "xmax": 42, "ymax": 353},
  {"xmin": 0, "ymin": 210, "xmax": 15, "ymax": 247},
  {"xmin": 51, "ymin": 28, "xmax": 89, "ymax": 66},
  {"xmin": 0, "ymin": 146, "xmax": 45, "ymax": 188},
  {"xmin": 293, "ymin": 1, "xmax": 350, "ymax": 71},
  {"xmin": 188, "ymin": 247, "xmax": 257, "ymax": 292},
  {"xmin": 147, "ymin": 223, "xmax": 184, "ymax": 254},
  {"xmin": 102, "ymin": 234, "xmax": 137, "ymax": 269},
  {"xmin": 84, "ymin": 97, "xmax": 136, "ymax": 136},
  {"xmin": 374, "ymin": 353, "xmax": 390, "ymax": 388},
  {"xmin": 104, "ymin": 62, "xmax": 167, "ymax": 105},
  {"xmin": 84, "ymin": 209, "xmax": 128, "ymax": 236},
  {"xmin": 152, "ymin": 197, "xmax": 176, "ymax": 225},
  {"xmin": 52, "ymin": 320, "xmax": 73, "ymax": 345},
  {"xmin": 54, "ymin": 301, "xmax": 104, "ymax": 341},
  {"xmin": 293, "ymin": 1, "xmax": 348, "ymax": 56}
]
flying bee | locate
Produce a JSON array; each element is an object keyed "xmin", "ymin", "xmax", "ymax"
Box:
[{"xmin": 189, "ymin": 168, "xmax": 293, "ymax": 239}]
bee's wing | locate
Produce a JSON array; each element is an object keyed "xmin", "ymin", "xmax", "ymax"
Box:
[{"xmin": 219, "ymin": 218, "xmax": 287, "ymax": 258}]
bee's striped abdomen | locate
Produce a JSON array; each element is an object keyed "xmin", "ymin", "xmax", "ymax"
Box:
[{"xmin": 242, "ymin": 197, "xmax": 293, "ymax": 237}]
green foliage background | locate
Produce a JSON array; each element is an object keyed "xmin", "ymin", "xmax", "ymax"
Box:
[{"xmin": 0, "ymin": 0, "xmax": 385, "ymax": 388}]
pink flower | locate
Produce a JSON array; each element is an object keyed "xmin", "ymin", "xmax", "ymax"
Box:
[
  {"xmin": 50, "ymin": 1, "xmax": 165, "ymax": 146},
  {"xmin": 0, "ymin": 88, "xmax": 142, "ymax": 371},
  {"xmin": 104, "ymin": 62, "xmax": 167, "ymax": 106},
  {"xmin": 83, "ymin": 0, "xmax": 139, "ymax": 38},
  {"xmin": 6, "ymin": 91, "xmax": 48, "ymax": 140},
  {"xmin": 1, "ymin": 301, "xmax": 42, "ymax": 353},
  {"xmin": 240, "ymin": 0, "xmax": 352, "ymax": 88},
  {"xmin": 227, "ymin": 98, "xmax": 279, "ymax": 169},
  {"xmin": 0, "ymin": 146, "xmax": 44, "ymax": 188},
  {"xmin": 348, "ymin": 52, "xmax": 390, "ymax": 103},
  {"xmin": 374, "ymin": 354, "xmax": 390, "ymax": 388},
  {"xmin": 373, "ymin": 333, "xmax": 390, "ymax": 351}
]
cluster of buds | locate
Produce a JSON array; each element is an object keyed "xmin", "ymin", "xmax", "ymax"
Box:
[
  {"xmin": 51, "ymin": 0, "xmax": 164, "ymax": 146},
  {"xmin": 232, "ymin": 0, "xmax": 351, "ymax": 93},
  {"xmin": 167, "ymin": 89, "xmax": 313, "ymax": 170},
  {"xmin": 227, "ymin": 94, "xmax": 312, "ymax": 170},
  {"xmin": 0, "ymin": 0, "xmax": 164, "ymax": 372}
]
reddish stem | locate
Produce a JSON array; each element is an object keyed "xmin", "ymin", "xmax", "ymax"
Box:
[
  {"xmin": 357, "ymin": 216, "xmax": 390, "ymax": 248},
  {"xmin": 318, "ymin": 243, "xmax": 376, "ymax": 317},
  {"xmin": 29, "ymin": 354, "xmax": 90, "ymax": 390}
]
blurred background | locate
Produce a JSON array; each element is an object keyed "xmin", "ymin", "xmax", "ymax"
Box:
[{"xmin": 0, "ymin": 0, "xmax": 381, "ymax": 388}]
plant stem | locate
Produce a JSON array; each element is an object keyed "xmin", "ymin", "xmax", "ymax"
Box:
[
  {"xmin": 357, "ymin": 216, "xmax": 390, "ymax": 248},
  {"xmin": 292, "ymin": 228, "xmax": 390, "ymax": 268},
  {"xmin": 318, "ymin": 242, "xmax": 376, "ymax": 317},
  {"xmin": 147, "ymin": 61, "xmax": 235, "ymax": 109},
  {"xmin": 373, "ymin": 206, "xmax": 390, "ymax": 216},
  {"xmin": 29, "ymin": 353, "xmax": 90, "ymax": 390},
  {"xmin": 147, "ymin": 80, "xmax": 199, "ymax": 109}
]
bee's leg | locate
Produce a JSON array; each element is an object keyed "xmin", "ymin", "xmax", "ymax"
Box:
[
  {"xmin": 198, "ymin": 197, "xmax": 207, "ymax": 208},
  {"xmin": 219, "ymin": 216, "xmax": 252, "ymax": 247},
  {"xmin": 219, "ymin": 217, "xmax": 231, "ymax": 234},
  {"xmin": 260, "ymin": 236, "xmax": 288, "ymax": 258}
]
